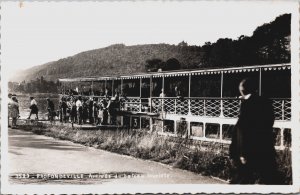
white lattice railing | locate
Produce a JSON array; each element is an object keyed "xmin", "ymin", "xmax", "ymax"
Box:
[
  {"xmin": 149, "ymin": 97, "xmax": 291, "ymax": 121},
  {"xmin": 272, "ymin": 98, "xmax": 291, "ymax": 121},
  {"xmin": 222, "ymin": 99, "xmax": 241, "ymax": 118},
  {"xmin": 121, "ymin": 97, "xmax": 150, "ymax": 113}
]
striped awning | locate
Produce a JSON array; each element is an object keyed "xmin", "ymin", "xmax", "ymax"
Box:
[{"xmin": 59, "ymin": 63, "xmax": 291, "ymax": 82}]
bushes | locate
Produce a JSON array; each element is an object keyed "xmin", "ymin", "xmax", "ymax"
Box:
[{"xmin": 276, "ymin": 149, "xmax": 292, "ymax": 184}]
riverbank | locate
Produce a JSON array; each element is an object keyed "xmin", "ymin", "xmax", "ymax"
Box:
[
  {"xmin": 15, "ymin": 121, "xmax": 292, "ymax": 184},
  {"xmin": 9, "ymin": 128, "xmax": 223, "ymax": 185}
]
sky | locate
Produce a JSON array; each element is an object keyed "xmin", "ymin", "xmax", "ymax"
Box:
[{"xmin": 1, "ymin": 1, "xmax": 294, "ymax": 77}]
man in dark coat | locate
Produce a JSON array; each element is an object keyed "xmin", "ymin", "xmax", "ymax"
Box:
[
  {"xmin": 47, "ymin": 98, "xmax": 55, "ymax": 121},
  {"xmin": 229, "ymin": 78, "xmax": 278, "ymax": 184}
]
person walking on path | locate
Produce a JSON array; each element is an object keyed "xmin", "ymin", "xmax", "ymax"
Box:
[
  {"xmin": 8, "ymin": 93, "xmax": 13, "ymax": 127},
  {"xmin": 229, "ymin": 78, "xmax": 279, "ymax": 184},
  {"xmin": 59, "ymin": 97, "xmax": 68, "ymax": 123},
  {"xmin": 27, "ymin": 97, "xmax": 39, "ymax": 120},
  {"xmin": 10, "ymin": 95, "xmax": 19, "ymax": 128}
]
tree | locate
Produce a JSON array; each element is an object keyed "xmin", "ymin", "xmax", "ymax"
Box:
[
  {"xmin": 178, "ymin": 41, "xmax": 188, "ymax": 47},
  {"xmin": 164, "ymin": 58, "xmax": 181, "ymax": 70},
  {"xmin": 145, "ymin": 58, "xmax": 165, "ymax": 72}
]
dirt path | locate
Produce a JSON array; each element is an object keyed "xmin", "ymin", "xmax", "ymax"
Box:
[{"xmin": 8, "ymin": 128, "xmax": 225, "ymax": 185}]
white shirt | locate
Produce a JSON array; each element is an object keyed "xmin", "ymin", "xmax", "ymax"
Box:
[
  {"xmin": 30, "ymin": 99, "xmax": 37, "ymax": 106},
  {"xmin": 76, "ymin": 100, "xmax": 82, "ymax": 110},
  {"xmin": 244, "ymin": 94, "xmax": 251, "ymax": 100},
  {"xmin": 159, "ymin": 92, "xmax": 165, "ymax": 98},
  {"xmin": 239, "ymin": 94, "xmax": 251, "ymax": 100}
]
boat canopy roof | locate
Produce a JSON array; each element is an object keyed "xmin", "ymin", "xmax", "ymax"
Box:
[{"xmin": 59, "ymin": 63, "xmax": 291, "ymax": 82}]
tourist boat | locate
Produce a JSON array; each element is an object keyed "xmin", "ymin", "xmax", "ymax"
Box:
[{"xmin": 59, "ymin": 63, "xmax": 291, "ymax": 149}]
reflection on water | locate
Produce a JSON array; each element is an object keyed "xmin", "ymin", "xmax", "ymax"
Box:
[{"xmin": 14, "ymin": 94, "xmax": 60, "ymax": 119}]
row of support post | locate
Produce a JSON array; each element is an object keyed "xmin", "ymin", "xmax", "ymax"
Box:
[{"xmin": 62, "ymin": 68, "xmax": 263, "ymax": 101}]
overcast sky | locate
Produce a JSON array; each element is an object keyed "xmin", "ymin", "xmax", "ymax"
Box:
[{"xmin": 1, "ymin": 1, "xmax": 294, "ymax": 77}]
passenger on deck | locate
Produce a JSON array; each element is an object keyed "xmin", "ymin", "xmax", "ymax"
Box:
[
  {"xmin": 97, "ymin": 101, "xmax": 104, "ymax": 125},
  {"xmin": 175, "ymin": 85, "xmax": 184, "ymax": 101},
  {"xmin": 114, "ymin": 90, "xmax": 120, "ymax": 101},
  {"xmin": 27, "ymin": 97, "xmax": 39, "ymax": 120},
  {"xmin": 159, "ymin": 88, "xmax": 166, "ymax": 112},
  {"xmin": 122, "ymin": 84, "xmax": 129, "ymax": 98},
  {"xmin": 105, "ymin": 87, "xmax": 110, "ymax": 99},
  {"xmin": 159, "ymin": 88, "xmax": 166, "ymax": 98}
]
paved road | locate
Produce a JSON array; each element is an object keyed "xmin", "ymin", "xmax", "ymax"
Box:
[{"xmin": 8, "ymin": 128, "xmax": 225, "ymax": 185}]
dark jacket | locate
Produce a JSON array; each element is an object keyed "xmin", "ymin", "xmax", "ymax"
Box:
[
  {"xmin": 229, "ymin": 94, "xmax": 276, "ymax": 165},
  {"xmin": 47, "ymin": 100, "xmax": 55, "ymax": 111}
]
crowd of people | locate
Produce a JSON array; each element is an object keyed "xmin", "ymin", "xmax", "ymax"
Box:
[
  {"xmin": 55, "ymin": 93, "xmax": 121, "ymax": 126},
  {"xmin": 7, "ymin": 92, "xmax": 122, "ymax": 128}
]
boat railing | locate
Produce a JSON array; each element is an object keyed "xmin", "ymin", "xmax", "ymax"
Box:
[
  {"xmin": 60, "ymin": 94, "xmax": 291, "ymax": 121},
  {"xmin": 124, "ymin": 97, "xmax": 291, "ymax": 121}
]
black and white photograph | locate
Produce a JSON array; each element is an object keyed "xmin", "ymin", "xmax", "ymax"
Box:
[{"xmin": 1, "ymin": 1, "xmax": 299, "ymax": 194}]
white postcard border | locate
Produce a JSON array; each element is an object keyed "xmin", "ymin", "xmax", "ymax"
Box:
[{"xmin": 1, "ymin": 1, "xmax": 299, "ymax": 194}]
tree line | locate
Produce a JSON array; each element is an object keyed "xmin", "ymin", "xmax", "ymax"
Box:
[
  {"xmin": 9, "ymin": 76, "xmax": 60, "ymax": 94},
  {"xmin": 146, "ymin": 14, "xmax": 290, "ymax": 71}
]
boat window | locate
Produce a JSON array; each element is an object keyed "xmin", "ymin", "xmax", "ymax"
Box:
[
  {"xmin": 283, "ymin": 128, "xmax": 291, "ymax": 147},
  {"xmin": 163, "ymin": 120, "xmax": 175, "ymax": 134},
  {"xmin": 141, "ymin": 117, "xmax": 150, "ymax": 129},
  {"xmin": 273, "ymin": 128, "xmax": 281, "ymax": 146},
  {"xmin": 222, "ymin": 124, "xmax": 234, "ymax": 140},
  {"xmin": 190, "ymin": 122, "xmax": 204, "ymax": 137},
  {"xmin": 205, "ymin": 123, "xmax": 220, "ymax": 139}
]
